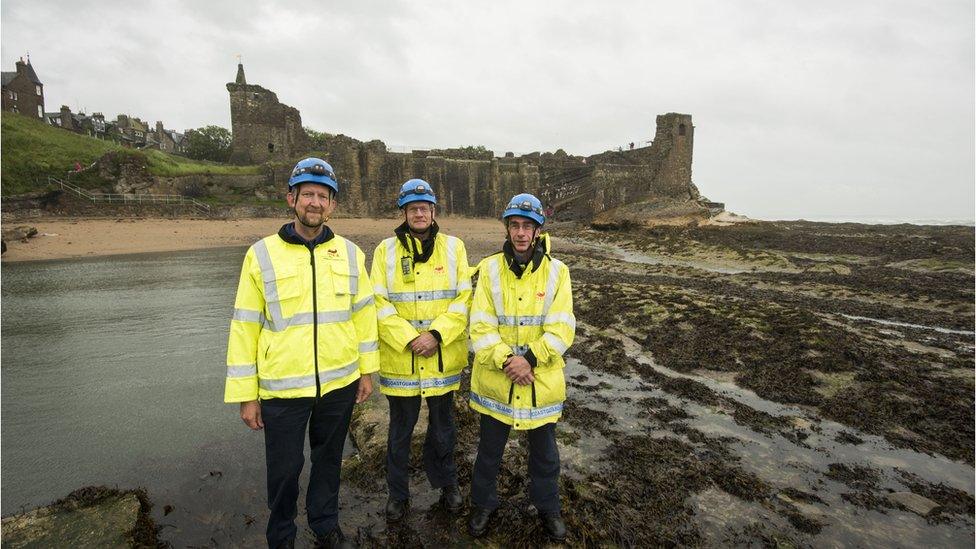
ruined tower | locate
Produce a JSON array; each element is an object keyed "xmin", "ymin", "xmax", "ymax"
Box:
[
  {"xmin": 226, "ymin": 63, "xmax": 309, "ymax": 165},
  {"xmin": 650, "ymin": 112, "xmax": 695, "ymax": 197}
]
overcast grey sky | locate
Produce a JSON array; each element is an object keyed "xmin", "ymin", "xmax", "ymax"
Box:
[{"xmin": 3, "ymin": 0, "xmax": 973, "ymax": 222}]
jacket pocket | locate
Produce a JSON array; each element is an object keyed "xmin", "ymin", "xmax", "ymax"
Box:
[
  {"xmin": 269, "ymin": 267, "xmax": 301, "ymax": 311},
  {"xmin": 325, "ymin": 259, "xmax": 358, "ymax": 296}
]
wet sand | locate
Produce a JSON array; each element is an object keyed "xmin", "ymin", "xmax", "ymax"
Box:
[{"xmin": 0, "ymin": 216, "xmax": 508, "ymax": 263}]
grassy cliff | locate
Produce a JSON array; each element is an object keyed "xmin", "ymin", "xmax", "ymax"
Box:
[{"xmin": 1, "ymin": 113, "xmax": 261, "ymax": 196}]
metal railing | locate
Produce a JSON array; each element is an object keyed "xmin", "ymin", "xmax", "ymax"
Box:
[{"xmin": 52, "ymin": 177, "xmax": 212, "ymax": 213}]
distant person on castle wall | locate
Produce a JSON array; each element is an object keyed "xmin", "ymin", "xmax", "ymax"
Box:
[
  {"xmin": 369, "ymin": 179, "xmax": 471, "ymax": 523},
  {"xmin": 224, "ymin": 157, "xmax": 378, "ymax": 549},
  {"xmin": 467, "ymin": 193, "xmax": 575, "ymax": 543}
]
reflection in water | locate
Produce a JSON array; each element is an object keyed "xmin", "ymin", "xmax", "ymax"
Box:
[{"xmin": 1, "ymin": 248, "xmax": 273, "ymax": 544}]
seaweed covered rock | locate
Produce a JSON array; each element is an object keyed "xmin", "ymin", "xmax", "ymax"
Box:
[{"xmin": 1, "ymin": 486, "xmax": 160, "ymax": 548}]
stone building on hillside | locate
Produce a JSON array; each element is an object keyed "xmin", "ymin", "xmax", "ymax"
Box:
[
  {"xmin": 226, "ymin": 63, "xmax": 308, "ymax": 164},
  {"xmin": 1, "ymin": 58, "xmax": 45, "ymax": 119}
]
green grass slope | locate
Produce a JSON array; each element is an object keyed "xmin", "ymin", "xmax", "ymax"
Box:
[
  {"xmin": 2, "ymin": 112, "xmax": 120, "ymax": 195},
  {"xmin": 1, "ymin": 113, "xmax": 261, "ymax": 196}
]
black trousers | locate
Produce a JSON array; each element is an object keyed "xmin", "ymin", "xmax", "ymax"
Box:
[
  {"xmin": 386, "ymin": 391, "xmax": 458, "ymax": 502},
  {"xmin": 260, "ymin": 380, "xmax": 357, "ymax": 548},
  {"xmin": 471, "ymin": 413, "xmax": 561, "ymax": 515}
]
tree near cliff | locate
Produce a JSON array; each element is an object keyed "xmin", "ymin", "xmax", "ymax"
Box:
[{"xmin": 185, "ymin": 125, "xmax": 232, "ymax": 162}]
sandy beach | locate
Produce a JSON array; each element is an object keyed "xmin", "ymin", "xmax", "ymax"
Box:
[{"xmin": 0, "ymin": 216, "xmax": 508, "ymax": 263}]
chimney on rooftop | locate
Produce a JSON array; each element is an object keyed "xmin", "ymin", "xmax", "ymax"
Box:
[{"xmin": 60, "ymin": 105, "xmax": 72, "ymax": 129}]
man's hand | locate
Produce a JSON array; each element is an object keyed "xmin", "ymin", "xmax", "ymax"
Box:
[
  {"xmin": 503, "ymin": 356, "xmax": 534, "ymax": 385},
  {"xmin": 409, "ymin": 332, "xmax": 439, "ymax": 358},
  {"xmin": 240, "ymin": 400, "xmax": 264, "ymax": 430},
  {"xmin": 356, "ymin": 374, "xmax": 373, "ymax": 404}
]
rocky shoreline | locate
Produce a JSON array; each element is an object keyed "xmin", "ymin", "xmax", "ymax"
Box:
[{"xmin": 2, "ymin": 218, "xmax": 972, "ymax": 547}]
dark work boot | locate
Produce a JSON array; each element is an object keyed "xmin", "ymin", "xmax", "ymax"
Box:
[
  {"xmin": 274, "ymin": 538, "xmax": 295, "ymax": 549},
  {"xmin": 467, "ymin": 506, "xmax": 494, "ymax": 538},
  {"xmin": 541, "ymin": 513, "xmax": 567, "ymax": 542},
  {"xmin": 314, "ymin": 526, "xmax": 354, "ymax": 549},
  {"xmin": 385, "ymin": 497, "xmax": 408, "ymax": 522},
  {"xmin": 439, "ymin": 485, "xmax": 463, "ymax": 512}
]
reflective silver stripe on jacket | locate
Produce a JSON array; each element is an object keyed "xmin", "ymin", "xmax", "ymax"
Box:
[
  {"xmin": 259, "ymin": 360, "xmax": 359, "ymax": 391},
  {"xmin": 543, "ymin": 332, "xmax": 569, "ymax": 355},
  {"xmin": 384, "ymin": 237, "xmax": 397, "ymax": 294},
  {"xmin": 448, "ymin": 302, "xmax": 468, "ymax": 315},
  {"xmin": 227, "ymin": 363, "xmax": 257, "ymax": 378},
  {"xmin": 486, "ymin": 260, "xmax": 505, "ymax": 315},
  {"xmin": 387, "ymin": 290, "xmax": 458, "ymax": 302},
  {"xmin": 344, "ymin": 239, "xmax": 359, "ymax": 296},
  {"xmin": 359, "ymin": 340, "xmax": 379, "ymax": 353},
  {"xmin": 497, "ymin": 315, "xmax": 545, "ymax": 326},
  {"xmin": 472, "ymin": 333, "xmax": 502, "ymax": 351},
  {"xmin": 377, "ymin": 304, "xmax": 397, "ymax": 320},
  {"xmin": 470, "ymin": 311, "xmax": 498, "ymax": 326},
  {"xmin": 512, "ymin": 344, "xmax": 529, "ymax": 356},
  {"xmin": 544, "ymin": 312, "xmax": 576, "ymax": 329},
  {"xmin": 262, "ymin": 310, "xmax": 352, "ymax": 332},
  {"xmin": 232, "ymin": 308, "xmax": 264, "ymax": 324},
  {"xmin": 379, "ymin": 373, "xmax": 463, "ymax": 390},
  {"xmin": 446, "ymin": 235, "xmax": 459, "ymax": 290},
  {"xmin": 253, "ymin": 239, "xmax": 285, "ymax": 330},
  {"xmin": 352, "ymin": 295, "xmax": 374, "ymax": 313},
  {"xmin": 470, "ymin": 392, "xmax": 563, "ymax": 421},
  {"xmin": 543, "ymin": 260, "xmax": 561, "ymax": 314}
]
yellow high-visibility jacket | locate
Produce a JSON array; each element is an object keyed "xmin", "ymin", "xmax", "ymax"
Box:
[
  {"xmin": 468, "ymin": 234, "xmax": 575, "ymax": 429},
  {"xmin": 224, "ymin": 226, "xmax": 379, "ymax": 402},
  {"xmin": 370, "ymin": 227, "xmax": 471, "ymax": 397}
]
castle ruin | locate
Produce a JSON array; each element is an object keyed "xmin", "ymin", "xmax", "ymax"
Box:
[
  {"xmin": 227, "ymin": 64, "xmax": 707, "ymax": 219},
  {"xmin": 227, "ymin": 64, "xmax": 308, "ymax": 164}
]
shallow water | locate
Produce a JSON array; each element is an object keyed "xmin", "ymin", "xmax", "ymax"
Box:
[
  {"xmin": 0, "ymin": 248, "xmax": 297, "ymax": 543},
  {"xmin": 566, "ymin": 325, "xmax": 975, "ymax": 547}
]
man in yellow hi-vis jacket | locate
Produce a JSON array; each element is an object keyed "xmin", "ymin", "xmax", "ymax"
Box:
[
  {"xmin": 467, "ymin": 193, "xmax": 574, "ymax": 543},
  {"xmin": 225, "ymin": 158, "xmax": 377, "ymax": 549},
  {"xmin": 370, "ymin": 179, "xmax": 471, "ymax": 522}
]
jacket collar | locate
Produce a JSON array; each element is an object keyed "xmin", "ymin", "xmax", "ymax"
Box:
[
  {"xmin": 277, "ymin": 222, "xmax": 335, "ymax": 249},
  {"xmin": 394, "ymin": 220, "xmax": 439, "ymax": 264}
]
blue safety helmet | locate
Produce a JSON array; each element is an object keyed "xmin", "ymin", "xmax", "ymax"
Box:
[
  {"xmin": 397, "ymin": 179, "xmax": 437, "ymax": 208},
  {"xmin": 288, "ymin": 157, "xmax": 338, "ymax": 195},
  {"xmin": 502, "ymin": 193, "xmax": 546, "ymax": 226}
]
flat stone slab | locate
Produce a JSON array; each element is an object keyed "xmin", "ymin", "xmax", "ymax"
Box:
[
  {"xmin": 2, "ymin": 491, "xmax": 142, "ymax": 548},
  {"xmin": 887, "ymin": 491, "xmax": 941, "ymax": 517}
]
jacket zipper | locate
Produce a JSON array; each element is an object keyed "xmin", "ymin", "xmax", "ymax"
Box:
[{"xmin": 309, "ymin": 248, "xmax": 321, "ymax": 399}]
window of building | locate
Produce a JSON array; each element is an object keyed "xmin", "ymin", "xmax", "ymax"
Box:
[
  {"xmin": 37, "ymin": 105, "xmax": 43, "ymax": 118},
  {"xmin": 35, "ymin": 85, "xmax": 41, "ymax": 96},
  {"xmin": 678, "ymin": 124, "xmax": 686, "ymax": 136},
  {"xmin": 11, "ymin": 105, "xmax": 18, "ymax": 113},
  {"xmin": 268, "ymin": 143, "xmax": 275, "ymax": 153}
]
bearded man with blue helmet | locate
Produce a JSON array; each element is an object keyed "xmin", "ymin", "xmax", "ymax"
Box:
[
  {"xmin": 370, "ymin": 178, "xmax": 471, "ymax": 522},
  {"xmin": 225, "ymin": 157, "xmax": 378, "ymax": 549},
  {"xmin": 466, "ymin": 193, "xmax": 574, "ymax": 542}
]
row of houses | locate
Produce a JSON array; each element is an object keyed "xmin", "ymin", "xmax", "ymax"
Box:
[{"xmin": 1, "ymin": 57, "xmax": 187, "ymax": 154}]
